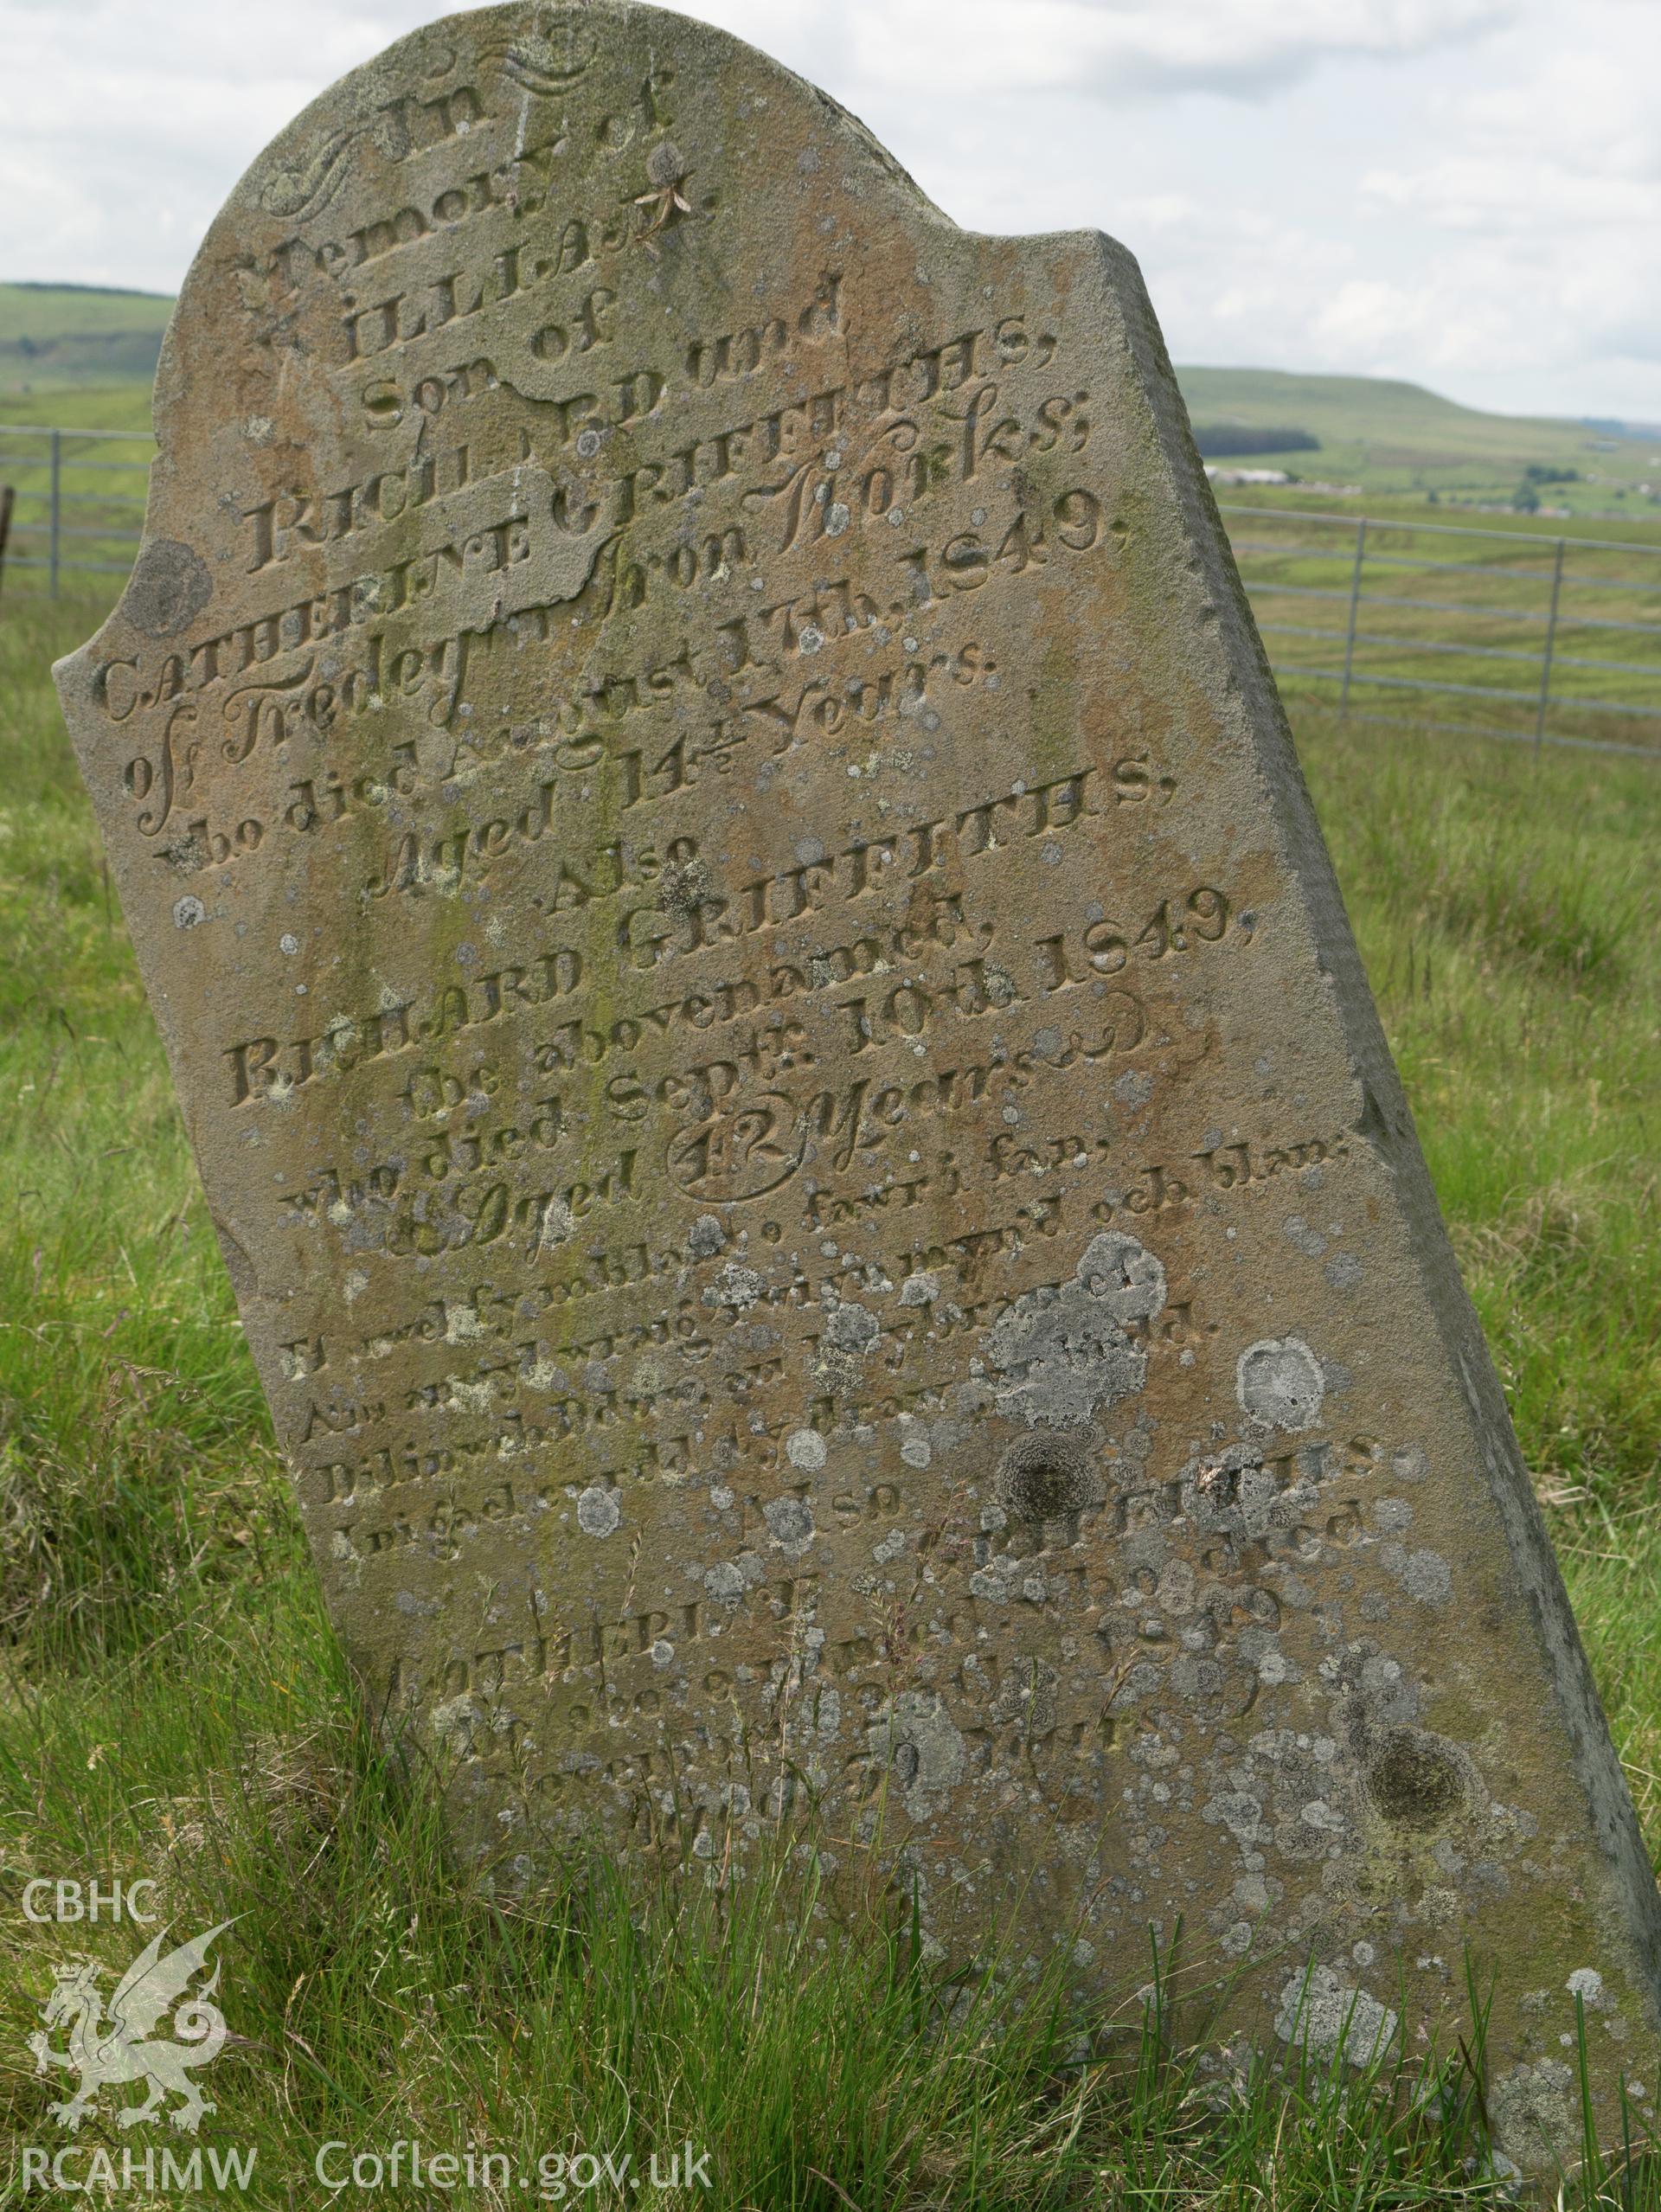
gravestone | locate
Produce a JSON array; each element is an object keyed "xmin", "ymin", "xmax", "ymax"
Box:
[{"xmin": 57, "ymin": 0, "xmax": 1659, "ymax": 2150}]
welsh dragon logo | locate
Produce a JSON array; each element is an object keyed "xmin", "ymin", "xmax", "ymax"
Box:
[{"xmin": 29, "ymin": 1922, "xmax": 233, "ymax": 2133}]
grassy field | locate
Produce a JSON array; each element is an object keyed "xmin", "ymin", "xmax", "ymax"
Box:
[
  {"xmin": 1217, "ymin": 503, "xmax": 1661, "ymax": 758},
  {"xmin": 0, "ymin": 285, "xmax": 170, "ymax": 394},
  {"xmin": 0, "ymin": 574, "xmax": 1657, "ymax": 2204},
  {"xmin": 0, "ymin": 383, "xmax": 154, "ymax": 437}
]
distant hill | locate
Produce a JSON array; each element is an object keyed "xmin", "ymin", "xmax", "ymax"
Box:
[
  {"xmin": 0, "ymin": 283, "xmax": 172, "ymax": 392},
  {"xmin": 1172, "ymin": 366, "xmax": 1661, "ymax": 510}
]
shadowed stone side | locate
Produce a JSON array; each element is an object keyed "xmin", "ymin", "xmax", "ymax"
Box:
[{"xmin": 55, "ymin": 2, "xmax": 1660, "ymax": 2165}]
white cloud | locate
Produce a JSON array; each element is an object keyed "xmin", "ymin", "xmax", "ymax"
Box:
[
  {"xmin": 2, "ymin": 0, "xmax": 1658, "ymax": 415},
  {"xmin": 703, "ymin": 0, "xmax": 1512, "ymax": 99},
  {"xmin": 1362, "ymin": 48, "xmax": 1661, "ymax": 234}
]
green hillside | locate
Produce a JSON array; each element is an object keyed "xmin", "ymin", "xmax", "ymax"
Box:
[
  {"xmin": 1175, "ymin": 364, "xmax": 1661, "ymax": 516},
  {"xmin": 3, "ymin": 282, "xmax": 1658, "ymax": 519},
  {"xmin": 0, "ymin": 282, "xmax": 171, "ymax": 393}
]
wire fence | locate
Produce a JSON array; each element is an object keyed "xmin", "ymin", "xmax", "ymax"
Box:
[
  {"xmin": 0, "ymin": 420, "xmax": 154, "ymax": 599},
  {"xmin": 1220, "ymin": 503, "xmax": 1661, "ymax": 759},
  {"xmin": 2, "ymin": 426, "xmax": 1658, "ymax": 760}
]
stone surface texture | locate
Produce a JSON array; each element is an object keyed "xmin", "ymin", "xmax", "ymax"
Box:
[{"xmin": 55, "ymin": 0, "xmax": 1660, "ymax": 2143}]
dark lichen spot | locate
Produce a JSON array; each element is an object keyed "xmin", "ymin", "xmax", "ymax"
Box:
[
  {"xmin": 1367, "ymin": 1729, "xmax": 1465, "ymax": 1831},
  {"xmin": 996, "ymin": 1433, "xmax": 1093, "ymax": 1523},
  {"xmin": 126, "ymin": 539, "xmax": 213, "ymax": 638}
]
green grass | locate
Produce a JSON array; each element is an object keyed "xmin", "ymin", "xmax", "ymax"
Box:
[
  {"xmin": 0, "ymin": 383, "xmax": 155, "ymax": 438},
  {"xmin": 1317, "ymin": 719, "xmax": 1660, "ymax": 1510},
  {"xmin": 0, "ymin": 586, "xmax": 1658, "ymax": 2204}
]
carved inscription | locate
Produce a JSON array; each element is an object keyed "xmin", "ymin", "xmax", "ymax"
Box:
[{"xmin": 59, "ymin": 0, "xmax": 1661, "ymax": 2118}]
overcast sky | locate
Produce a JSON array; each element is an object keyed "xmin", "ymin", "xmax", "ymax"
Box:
[{"xmin": 3, "ymin": 0, "xmax": 1658, "ymax": 420}]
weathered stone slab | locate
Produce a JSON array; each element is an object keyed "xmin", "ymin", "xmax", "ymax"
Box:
[{"xmin": 57, "ymin": 0, "xmax": 1659, "ymax": 2143}]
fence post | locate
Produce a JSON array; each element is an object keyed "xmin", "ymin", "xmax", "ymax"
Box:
[
  {"xmin": 1339, "ymin": 517, "xmax": 1367, "ymax": 716},
  {"xmin": 1535, "ymin": 536, "xmax": 1566, "ymax": 753},
  {"xmin": 48, "ymin": 428, "xmax": 62, "ymax": 599},
  {"xmin": 0, "ymin": 484, "xmax": 13, "ymax": 606}
]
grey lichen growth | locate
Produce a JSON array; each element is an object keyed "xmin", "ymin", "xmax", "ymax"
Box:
[
  {"xmin": 709, "ymin": 1260, "xmax": 766, "ymax": 1310},
  {"xmin": 575, "ymin": 1486, "xmax": 621, "ymax": 1538},
  {"xmin": 874, "ymin": 1690, "xmax": 967, "ymax": 1818},
  {"xmin": 1490, "ymin": 2059, "xmax": 1578, "ymax": 2168},
  {"xmin": 1236, "ymin": 1337, "xmax": 1324, "ymax": 1431},
  {"xmin": 817, "ymin": 1295, "xmax": 880, "ymax": 1393},
  {"xmin": 987, "ymin": 1233, "xmax": 1165, "ymax": 1428},
  {"xmin": 1273, "ymin": 1966, "xmax": 1398, "ymax": 2067}
]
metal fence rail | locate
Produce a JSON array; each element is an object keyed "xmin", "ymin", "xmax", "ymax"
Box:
[
  {"xmin": 0, "ymin": 421, "xmax": 155, "ymax": 595},
  {"xmin": 1219, "ymin": 503, "xmax": 1661, "ymax": 757},
  {"xmin": 3, "ymin": 426, "xmax": 1658, "ymax": 760}
]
